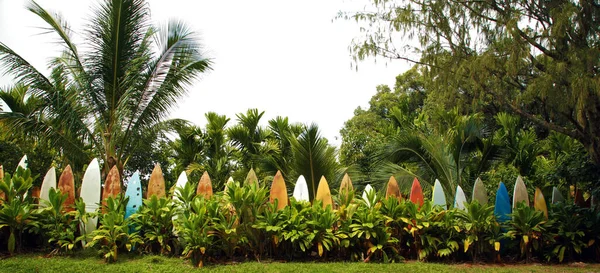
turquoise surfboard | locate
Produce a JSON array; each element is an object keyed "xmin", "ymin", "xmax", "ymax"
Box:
[
  {"xmin": 432, "ymin": 179, "xmax": 447, "ymax": 209},
  {"xmin": 494, "ymin": 182, "xmax": 511, "ymax": 224},
  {"xmin": 125, "ymin": 171, "xmax": 142, "ymax": 219}
]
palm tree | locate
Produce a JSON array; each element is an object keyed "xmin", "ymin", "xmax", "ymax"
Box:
[
  {"xmin": 260, "ymin": 116, "xmax": 302, "ymax": 181},
  {"xmin": 227, "ymin": 109, "xmax": 273, "ymax": 174},
  {"xmin": 376, "ymin": 109, "xmax": 500, "ymax": 204},
  {"xmin": 0, "ymin": 0, "xmax": 212, "ymax": 174},
  {"xmin": 290, "ymin": 123, "xmax": 340, "ymax": 201}
]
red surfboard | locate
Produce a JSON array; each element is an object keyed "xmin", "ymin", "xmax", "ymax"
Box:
[{"xmin": 410, "ymin": 177, "xmax": 424, "ymax": 208}]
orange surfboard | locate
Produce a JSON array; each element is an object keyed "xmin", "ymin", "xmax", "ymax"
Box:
[
  {"xmin": 147, "ymin": 164, "xmax": 166, "ymax": 198},
  {"xmin": 315, "ymin": 176, "xmax": 333, "ymax": 208},
  {"xmin": 409, "ymin": 177, "xmax": 424, "ymax": 207},
  {"xmin": 197, "ymin": 171, "xmax": 213, "ymax": 199},
  {"xmin": 245, "ymin": 168, "xmax": 259, "ymax": 186},
  {"xmin": 102, "ymin": 165, "xmax": 122, "ymax": 212},
  {"xmin": 385, "ymin": 176, "xmax": 402, "ymax": 202},
  {"xmin": 58, "ymin": 165, "xmax": 75, "ymax": 212},
  {"xmin": 0, "ymin": 165, "xmax": 5, "ymax": 203},
  {"xmin": 533, "ymin": 187, "xmax": 548, "ymax": 219},
  {"xmin": 269, "ymin": 171, "xmax": 288, "ymax": 210}
]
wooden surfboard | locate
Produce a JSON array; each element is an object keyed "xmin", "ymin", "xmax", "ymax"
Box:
[
  {"xmin": 269, "ymin": 170, "xmax": 288, "ymax": 210},
  {"xmin": 39, "ymin": 167, "xmax": 57, "ymax": 206},
  {"xmin": 362, "ymin": 184, "xmax": 376, "ymax": 207},
  {"xmin": 125, "ymin": 171, "xmax": 142, "ymax": 219},
  {"xmin": 57, "ymin": 165, "xmax": 75, "ymax": 212},
  {"xmin": 432, "ymin": 179, "xmax": 447, "ymax": 209},
  {"xmin": 315, "ymin": 176, "xmax": 333, "ymax": 208},
  {"xmin": 385, "ymin": 176, "xmax": 402, "ymax": 201},
  {"xmin": 0, "ymin": 166, "xmax": 4, "ymax": 203},
  {"xmin": 102, "ymin": 165, "xmax": 121, "ymax": 213},
  {"xmin": 197, "ymin": 171, "xmax": 213, "ymax": 199},
  {"xmin": 533, "ymin": 187, "xmax": 548, "ymax": 219},
  {"xmin": 552, "ymin": 187, "xmax": 564, "ymax": 204},
  {"xmin": 224, "ymin": 176, "xmax": 235, "ymax": 192},
  {"xmin": 512, "ymin": 175, "xmax": 530, "ymax": 208},
  {"xmin": 495, "ymin": 182, "xmax": 511, "ymax": 223},
  {"xmin": 454, "ymin": 185, "xmax": 467, "ymax": 210},
  {"xmin": 292, "ymin": 175, "xmax": 310, "ymax": 202},
  {"xmin": 409, "ymin": 177, "xmax": 424, "ymax": 208},
  {"xmin": 147, "ymin": 164, "xmax": 166, "ymax": 198},
  {"xmin": 339, "ymin": 173, "xmax": 354, "ymax": 193},
  {"xmin": 472, "ymin": 177, "xmax": 487, "ymax": 205},
  {"xmin": 244, "ymin": 168, "xmax": 259, "ymax": 186},
  {"xmin": 80, "ymin": 158, "xmax": 101, "ymax": 245}
]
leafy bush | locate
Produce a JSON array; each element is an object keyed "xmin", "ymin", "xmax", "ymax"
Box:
[{"xmin": 38, "ymin": 188, "xmax": 80, "ymax": 254}]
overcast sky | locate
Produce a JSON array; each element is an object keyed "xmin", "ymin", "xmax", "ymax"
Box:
[{"xmin": 0, "ymin": 0, "xmax": 411, "ymax": 146}]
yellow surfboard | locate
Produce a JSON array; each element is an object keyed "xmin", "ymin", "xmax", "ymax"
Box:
[
  {"xmin": 533, "ymin": 187, "xmax": 548, "ymax": 219},
  {"xmin": 244, "ymin": 168, "xmax": 259, "ymax": 186},
  {"xmin": 269, "ymin": 171, "xmax": 288, "ymax": 210},
  {"xmin": 315, "ymin": 176, "xmax": 333, "ymax": 208}
]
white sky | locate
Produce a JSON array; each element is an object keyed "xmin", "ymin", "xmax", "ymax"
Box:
[{"xmin": 0, "ymin": 0, "xmax": 411, "ymax": 146}]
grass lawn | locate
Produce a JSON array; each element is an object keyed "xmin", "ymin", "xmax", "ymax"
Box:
[{"xmin": 0, "ymin": 252, "xmax": 598, "ymax": 273}]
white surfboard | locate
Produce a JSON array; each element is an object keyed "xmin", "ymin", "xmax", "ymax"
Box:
[
  {"xmin": 362, "ymin": 184, "xmax": 376, "ymax": 207},
  {"xmin": 454, "ymin": 185, "xmax": 467, "ymax": 210},
  {"xmin": 16, "ymin": 155, "xmax": 27, "ymax": 171},
  {"xmin": 292, "ymin": 175, "xmax": 309, "ymax": 202},
  {"xmin": 79, "ymin": 158, "xmax": 101, "ymax": 246},
  {"xmin": 432, "ymin": 179, "xmax": 447, "ymax": 209},
  {"xmin": 39, "ymin": 167, "xmax": 57, "ymax": 206},
  {"xmin": 173, "ymin": 171, "xmax": 188, "ymax": 200}
]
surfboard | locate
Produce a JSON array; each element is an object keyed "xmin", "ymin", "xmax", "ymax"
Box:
[
  {"xmin": 57, "ymin": 165, "xmax": 75, "ymax": 212},
  {"xmin": 147, "ymin": 164, "xmax": 166, "ymax": 198},
  {"xmin": 173, "ymin": 171, "xmax": 188, "ymax": 199},
  {"xmin": 269, "ymin": 170, "xmax": 288, "ymax": 210},
  {"xmin": 0, "ymin": 166, "xmax": 4, "ymax": 202},
  {"xmin": 17, "ymin": 155, "xmax": 27, "ymax": 170},
  {"xmin": 197, "ymin": 171, "xmax": 213, "ymax": 199},
  {"xmin": 472, "ymin": 177, "xmax": 487, "ymax": 205},
  {"xmin": 409, "ymin": 178, "xmax": 424, "ymax": 208},
  {"xmin": 552, "ymin": 187, "xmax": 564, "ymax": 204},
  {"xmin": 454, "ymin": 185, "xmax": 467, "ymax": 210},
  {"xmin": 385, "ymin": 176, "xmax": 402, "ymax": 201},
  {"xmin": 574, "ymin": 189, "xmax": 590, "ymax": 208},
  {"xmin": 512, "ymin": 176, "xmax": 530, "ymax": 208},
  {"xmin": 362, "ymin": 184, "xmax": 375, "ymax": 207},
  {"xmin": 339, "ymin": 173, "xmax": 354, "ymax": 193},
  {"xmin": 292, "ymin": 175, "xmax": 310, "ymax": 202},
  {"xmin": 315, "ymin": 176, "xmax": 333, "ymax": 208},
  {"xmin": 432, "ymin": 179, "xmax": 447, "ymax": 209},
  {"xmin": 102, "ymin": 165, "xmax": 121, "ymax": 213},
  {"xmin": 533, "ymin": 187, "xmax": 548, "ymax": 219},
  {"xmin": 80, "ymin": 158, "xmax": 101, "ymax": 245},
  {"xmin": 494, "ymin": 182, "xmax": 511, "ymax": 224},
  {"xmin": 125, "ymin": 171, "xmax": 142, "ymax": 219},
  {"xmin": 244, "ymin": 168, "xmax": 259, "ymax": 186},
  {"xmin": 39, "ymin": 167, "xmax": 57, "ymax": 206}
]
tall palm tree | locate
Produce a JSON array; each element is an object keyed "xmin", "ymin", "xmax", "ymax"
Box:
[
  {"xmin": 0, "ymin": 0, "xmax": 212, "ymax": 174},
  {"xmin": 227, "ymin": 109, "xmax": 273, "ymax": 173}
]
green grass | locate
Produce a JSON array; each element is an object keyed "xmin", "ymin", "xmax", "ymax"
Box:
[{"xmin": 0, "ymin": 253, "xmax": 598, "ymax": 273}]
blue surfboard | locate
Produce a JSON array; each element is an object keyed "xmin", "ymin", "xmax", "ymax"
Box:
[
  {"xmin": 494, "ymin": 182, "xmax": 511, "ymax": 224},
  {"xmin": 125, "ymin": 171, "xmax": 143, "ymax": 219}
]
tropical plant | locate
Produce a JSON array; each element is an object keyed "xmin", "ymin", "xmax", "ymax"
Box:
[
  {"xmin": 130, "ymin": 195, "xmax": 178, "ymax": 255},
  {"xmin": 0, "ymin": 0, "xmax": 212, "ymax": 174},
  {"xmin": 505, "ymin": 203, "xmax": 554, "ymax": 262},
  {"xmin": 350, "ymin": 193, "xmax": 400, "ymax": 262},
  {"xmin": 227, "ymin": 109, "xmax": 272, "ymax": 175},
  {"xmin": 175, "ymin": 196, "xmax": 215, "ymax": 267},
  {"xmin": 0, "ymin": 167, "xmax": 40, "ymax": 254},
  {"xmin": 38, "ymin": 188, "xmax": 80, "ymax": 254},
  {"xmin": 87, "ymin": 195, "xmax": 141, "ymax": 263},
  {"xmin": 306, "ymin": 201, "xmax": 340, "ymax": 258},
  {"xmin": 547, "ymin": 203, "xmax": 586, "ymax": 262},
  {"xmin": 455, "ymin": 201, "xmax": 497, "ymax": 261}
]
